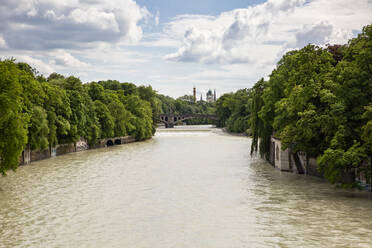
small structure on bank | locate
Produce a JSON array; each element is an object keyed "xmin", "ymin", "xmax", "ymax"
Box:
[{"xmin": 269, "ymin": 136, "xmax": 321, "ymax": 176}]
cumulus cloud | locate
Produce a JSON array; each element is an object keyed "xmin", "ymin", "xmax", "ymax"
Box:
[
  {"xmin": 155, "ymin": 11, "xmax": 160, "ymax": 26},
  {"xmin": 165, "ymin": 0, "xmax": 372, "ymax": 65},
  {"xmin": 0, "ymin": 0, "xmax": 150, "ymax": 50},
  {"xmin": 50, "ymin": 50, "xmax": 89, "ymax": 68},
  {"xmin": 165, "ymin": 0, "xmax": 306, "ymax": 64},
  {"xmin": 0, "ymin": 35, "xmax": 7, "ymax": 49},
  {"xmin": 16, "ymin": 55, "xmax": 55, "ymax": 75},
  {"xmin": 295, "ymin": 22, "xmax": 333, "ymax": 48}
]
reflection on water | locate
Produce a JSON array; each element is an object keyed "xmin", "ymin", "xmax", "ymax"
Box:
[{"xmin": 1, "ymin": 126, "xmax": 372, "ymax": 248}]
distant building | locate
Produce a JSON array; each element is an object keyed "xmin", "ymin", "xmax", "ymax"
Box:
[
  {"xmin": 193, "ymin": 86, "xmax": 196, "ymax": 103},
  {"xmin": 206, "ymin": 89, "xmax": 216, "ymax": 103}
]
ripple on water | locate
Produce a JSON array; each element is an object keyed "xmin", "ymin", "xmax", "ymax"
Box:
[{"xmin": 1, "ymin": 127, "xmax": 372, "ymax": 248}]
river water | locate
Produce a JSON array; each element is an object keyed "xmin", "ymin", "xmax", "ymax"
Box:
[{"xmin": 1, "ymin": 126, "xmax": 372, "ymax": 248}]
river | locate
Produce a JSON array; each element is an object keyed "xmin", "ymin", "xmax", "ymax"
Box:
[{"xmin": 1, "ymin": 126, "xmax": 371, "ymax": 248}]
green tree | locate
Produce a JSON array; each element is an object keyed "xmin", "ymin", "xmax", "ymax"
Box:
[
  {"xmin": 250, "ymin": 78, "xmax": 269, "ymax": 157},
  {"xmin": 94, "ymin": 100, "xmax": 115, "ymax": 139},
  {"xmin": 272, "ymin": 45, "xmax": 336, "ymax": 156},
  {"xmin": 122, "ymin": 95, "xmax": 153, "ymax": 140},
  {"xmin": 0, "ymin": 60, "xmax": 28, "ymax": 175},
  {"xmin": 28, "ymin": 106, "xmax": 49, "ymax": 150},
  {"xmin": 318, "ymin": 24, "xmax": 372, "ymax": 186}
]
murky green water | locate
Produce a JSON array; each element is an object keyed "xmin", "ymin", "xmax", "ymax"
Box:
[{"xmin": 1, "ymin": 126, "xmax": 372, "ymax": 248}]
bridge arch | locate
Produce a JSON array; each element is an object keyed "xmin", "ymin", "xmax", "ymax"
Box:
[{"xmin": 159, "ymin": 114, "xmax": 218, "ymax": 128}]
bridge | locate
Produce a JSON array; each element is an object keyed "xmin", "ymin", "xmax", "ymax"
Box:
[{"xmin": 159, "ymin": 114, "xmax": 217, "ymax": 128}]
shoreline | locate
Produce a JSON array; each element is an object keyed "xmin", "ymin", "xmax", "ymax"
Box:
[
  {"xmin": 221, "ymin": 127, "xmax": 248, "ymax": 136},
  {"xmin": 19, "ymin": 136, "xmax": 139, "ymax": 166}
]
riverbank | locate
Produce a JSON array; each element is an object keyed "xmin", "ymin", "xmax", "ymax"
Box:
[
  {"xmin": 221, "ymin": 127, "xmax": 248, "ymax": 136},
  {"xmin": 3, "ymin": 125, "xmax": 372, "ymax": 248},
  {"xmin": 20, "ymin": 136, "xmax": 138, "ymax": 166},
  {"xmin": 221, "ymin": 128, "xmax": 371, "ymax": 192}
]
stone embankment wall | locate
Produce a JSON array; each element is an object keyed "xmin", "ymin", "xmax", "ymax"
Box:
[
  {"xmin": 269, "ymin": 136, "xmax": 321, "ymax": 177},
  {"xmin": 20, "ymin": 136, "xmax": 136, "ymax": 165},
  {"xmin": 270, "ymin": 136, "xmax": 371, "ymax": 190}
]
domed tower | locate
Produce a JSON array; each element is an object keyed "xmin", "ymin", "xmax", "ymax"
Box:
[{"xmin": 206, "ymin": 89, "xmax": 213, "ymax": 103}]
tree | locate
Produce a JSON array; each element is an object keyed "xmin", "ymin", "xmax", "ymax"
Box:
[
  {"xmin": 42, "ymin": 82, "xmax": 71, "ymax": 146},
  {"xmin": 250, "ymin": 78, "xmax": 268, "ymax": 157},
  {"xmin": 28, "ymin": 106, "xmax": 49, "ymax": 150},
  {"xmin": 318, "ymin": 24, "xmax": 372, "ymax": 186},
  {"xmin": 0, "ymin": 60, "xmax": 28, "ymax": 175},
  {"xmin": 272, "ymin": 45, "xmax": 336, "ymax": 156},
  {"xmin": 94, "ymin": 100, "xmax": 114, "ymax": 139},
  {"xmin": 122, "ymin": 95, "xmax": 153, "ymax": 140}
]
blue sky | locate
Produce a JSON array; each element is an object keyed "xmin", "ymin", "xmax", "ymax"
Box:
[
  {"xmin": 137, "ymin": 0, "xmax": 265, "ymax": 22},
  {"xmin": 0, "ymin": 0, "xmax": 371, "ymax": 98}
]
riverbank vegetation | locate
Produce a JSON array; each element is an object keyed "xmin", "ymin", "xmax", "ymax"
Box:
[
  {"xmin": 216, "ymin": 24, "xmax": 372, "ymax": 188},
  {"xmin": 157, "ymin": 94, "xmax": 216, "ymax": 125},
  {"xmin": 0, "ymin": 62, "xmax": 159, "ymax": 175},
  {"xmin": 0, "ymin": 59, "xmax": 217, "ymax": 175}
]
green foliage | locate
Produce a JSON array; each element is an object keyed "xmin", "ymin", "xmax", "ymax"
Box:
[
  {"xmin": 250, "ymin": 78, "xmax": 270, "ymax": 158},
  {"xmin": 123, "ymin": 95, "xmax": 153, "ymax": 140},
  {"xmin": 157, "ymin": 93, "xmax": 216, "ymax": 126},
  {"xmin": 217, "ymin": 24, "xmax": 372, "ymax": 188},
  {"xmin": 271, "ymin": 45, "xmax": 336, "ymax": 156},
  {"xmin": 88, "ymin": 82, "xmax": 105, "ymax": 102},
  {"xmin": 216, "ymin": 89, "xmax": 251, "ymax": 133},
  {"xmin": 0, "ymin": 60, "xmax": 158, "ymax": 175},
  {"xmin": 0, "ymin": 60, "xmax": 28, "ymax": 175},
  {"xmin": 28, "ymin": 106, "xmax": 49, "ymax": 150},
  {"xmin": 94, "ymin": 100, "xmax": 115, "ymax": 139},
  {"xmin": 216, "ymin": 93, "xmax": 232, "ymax": 127},
  {"xmin": 42, "ymin": 82, "xmax": 71, "ymax": 146}
]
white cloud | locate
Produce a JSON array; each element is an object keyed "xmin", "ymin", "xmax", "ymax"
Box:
[
  {"xmin": 164, "ymin": 0, "xmax": 372, "ymax": 65},
  {"xmin": 68, "ymin": 8, "xmax": 120, "ymax": 32},
  {"xmin": 294, "ymin": 21, "xmax": 333, "ymax": 48},
  {"xmin": 0, "ymin": 0, "xmax": 151, "ymax": 50},
  {"xmin": 0, "ymin": 35, "xmax": 7, "ymax": 49},
  {"xmin": 50, "ymin": 50, "xmax": 89, "ymax": 68},
  {"xmin": 16, "ymin": 55, "xmax": 54, "ymax": 75},
  {"xmin": 1, "ymin": 0, "xmax": 372, "ymax": 99},
  {"xmin": 155, "ymin": 11, "xmax": 160, "ymax": 26}
]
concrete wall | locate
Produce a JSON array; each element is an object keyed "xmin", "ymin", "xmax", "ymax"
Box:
[
  {"xmin": 20, "ymin": 136, "xmax": 137, "ymax": 165},
  {"xmin": 56, "ymin": 143, "xmax": 76, "ymax": 156},
  {"xmin": 31, "ymin": 148, "xmax": 51, "ymax": 162},
  {"xmin": 271, "ymin": 136, "xmax": 292, "ymax": 172},
  {"xmin": 270, "ymin": 136, "xmax": 321, "ymax": 177},
  {"xmin": 21, "ymin": 148, "xmax": 31, "ymax": 165},
  {"xmin": 121, "ymin": 136, "xmax": 136, "ymax": 144}
]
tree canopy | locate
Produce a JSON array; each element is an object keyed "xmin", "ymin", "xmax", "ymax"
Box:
[
  {"xmin": 216, "ymin": 24, "xmax": 372, "ymax": 187},
  {"xmin": 0, "ymin": 62, "xmax": 159, "ymax": 175}
]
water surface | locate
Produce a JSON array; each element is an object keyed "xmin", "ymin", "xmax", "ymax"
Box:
[{"xmin": 1, "ymin": 126, "xmax": 371, "ymax": 247}]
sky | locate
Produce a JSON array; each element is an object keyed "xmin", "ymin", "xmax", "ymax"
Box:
[{"xmin": 0, "ymin": 0, "xmax": 372, "ymax": 98}]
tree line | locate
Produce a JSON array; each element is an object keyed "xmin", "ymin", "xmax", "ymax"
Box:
[
  {"xmin": 0, "ymin": 61, "xmax": 217, "ymax": 175},
  {"xmin": 157, "ymin": 94, "xmax": 216, "ymax": 125},
  {"xmin": 0, "ymin": 61, "xmax": 159, "ymax": 175},
  {"xmin": 216, "ymin": 24, "xmax": 372, "ymax": 187}
]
